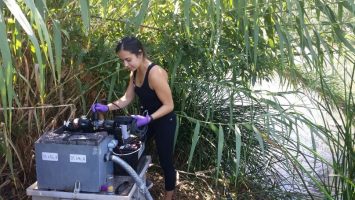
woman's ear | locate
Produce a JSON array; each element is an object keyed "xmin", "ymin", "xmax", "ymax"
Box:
[{"xmin": 138, "ymin": 51, "xmax": 144, "ymax": 58}]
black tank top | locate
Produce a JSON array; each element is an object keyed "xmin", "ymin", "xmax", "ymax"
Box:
[{"xmin": 134, "ymin": 63, "xmax": 162, "ymax": 114}]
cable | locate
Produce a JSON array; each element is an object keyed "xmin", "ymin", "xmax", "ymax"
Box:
[
  {"xmin": 111, "ymin": 102, "xmax": 122, "ymax": 110},
  {"xmin": 130, "ymin": 119, "xmax": 148, "ymax": 140}
]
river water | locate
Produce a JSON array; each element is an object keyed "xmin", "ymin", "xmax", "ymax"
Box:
[{"xmin": 252, "ymin": 76, "xmax": 334, "ymax": 199}]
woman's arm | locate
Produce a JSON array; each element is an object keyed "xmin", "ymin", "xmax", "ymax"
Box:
[
  {"xmin": 148, "ymin": 66, "xmax": 174, "ymax": 120},
  {"xmin": 107, "ymin": 72, "xmax": 135, "ymax": 111}
]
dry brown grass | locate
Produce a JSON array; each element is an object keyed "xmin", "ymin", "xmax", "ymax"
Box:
[{"xmin": 147, "ymin": 164, "xmax": 221, "ymax": 200}]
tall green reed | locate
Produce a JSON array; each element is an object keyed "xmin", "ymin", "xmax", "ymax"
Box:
[{"xmin": 0, "ymin": 0, "xmax": 354, "ymax": 199}]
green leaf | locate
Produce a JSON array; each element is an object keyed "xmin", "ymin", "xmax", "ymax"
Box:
[
  {"xmin": 315, "ymin": 0, "xmax": 355, "ymax": 54},
  {"xmin": 5, "ymin": 142, "xmax": 14, "ymax": 184},
  {"xmin": 0, "ymin": 9, "xmax": 12, "ymax": 70},
  {"xmin": 252, "ymin": 0, "xmax": 259, "ymax": 71},
  {"xmin": 275, "ymin": 22, "xmax": 285, "ymax": 71},
  {"xmin": 209, "ymin": 123, "xmax": 218, "ymax": 134},
  {"xmin": 3, "ymin": 0, "xmax": 33, "ymax": 35},
  {"xmin": 133, "ymin": 0, "xmax": 149, "ymax": 29},
  {"xmin": 101, "ymin": 0, "xmax": 109, "ymax": 17},
  {"xmin": 108, "ymin": 70, "xmax": 118, "ymax": 102},
  {"xmin": 252, "ymin": 125, "xmax": 264, "ymax": 156},
  {"xmin": 173, "ymin": 116, "xmax": 180, "ymax": 153},
  {"xmin": 243, "ymin": 13, "xmax": 250, "ymax": 59},
  {"xmin": 295, "ymin": 1, "xmax": 317, "ymax": 63},
  {"xmin": 34, "ymin": 0, "xmax": 46, "ymax": 18},
  {"xmin": 187, "ymin": 121, "xmax": 200, "ymax": 171},
  {"xmin": 0, "ymin": 63, "xmax": 9, "ymax": 124},
  {"xmin": 229, "ymin": 90, "xmax": 234, "ymax": 125},
  {"xmin": 235, "ymin": 0, "xmax": 245, "ymax": 20},
  {"xmin": 215, "ymin": 0, "xmax": 221, "ymax": 28},
  {"xmin": 339, "ymin": 0, "xmax": 355, "ymax": 15},
  {"xmin": 170, "ymin": 49, "xmax": 182, "ymax": 91},
  {"xmin": 234, "ymin": 124, "xmax": 241, "ymax": 179},
  {"xmin": 338, "ymin": 2, "xmax": 343, "ymax": 22},
  {"xmin": 183, "ymin": 0, "xmax": 191, "ymax": 36},
  {"xmin": 53, "ymin": 20, "xmax": 62, "ymax": 84},
  {"xmin": 216, "ymin": 124, "xmax": 224, "ymax": 182},
  {"xmin": 309, "ymin": 125, "xmax": 317, "ymax": 168},
  {"xmin": 24, "ymin": 0, "xmax": 55, "ymax": 69},
  {"xmin": 79, "ymin": 0, "xmax": 90, "ymax": 35},
  {"xmin": 3, "ymin": 0, "xmax": 44, "ymax": 102}
]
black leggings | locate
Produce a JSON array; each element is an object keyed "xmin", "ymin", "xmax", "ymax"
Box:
[{"xmin": 146, "ymin": 112, "xmax": 176, "ymax": 191}]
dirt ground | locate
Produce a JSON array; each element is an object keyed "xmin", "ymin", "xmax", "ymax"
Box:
[{"xmin": 147, "ymin": 164, "xmax": 222, "ymax": 200}]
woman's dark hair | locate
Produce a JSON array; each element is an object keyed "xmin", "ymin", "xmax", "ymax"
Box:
[{"xmin": 115, "ymin": 36, "xmax": 145, "ymax": 57}]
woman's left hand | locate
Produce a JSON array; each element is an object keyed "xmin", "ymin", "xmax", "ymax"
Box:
[{"xmin": 131, "ymin": 114, "xmax": 152, "ymax": 127}]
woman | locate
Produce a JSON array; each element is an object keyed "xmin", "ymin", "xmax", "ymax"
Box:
[{"xmin": 92, "ymin": 36, "xmax": 176, "ymax": 200}]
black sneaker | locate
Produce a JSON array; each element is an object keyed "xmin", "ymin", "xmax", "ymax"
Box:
[{"xmin": 145, "ymin": 179, "xmax": 153, "ymax": 190}]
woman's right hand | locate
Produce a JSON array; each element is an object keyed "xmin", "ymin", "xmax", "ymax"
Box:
[{"xmin": 91, "ymin": 103, "xmax": 109, "ymax": 113}]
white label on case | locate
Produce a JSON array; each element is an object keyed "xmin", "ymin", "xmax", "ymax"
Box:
[
  {"xmin": 42, "ymin": 152, "xmax": 58, "ymax": 161},
  {"xmin": 70, "ymin": 154, "xmax": 86, "ymax": 163}
]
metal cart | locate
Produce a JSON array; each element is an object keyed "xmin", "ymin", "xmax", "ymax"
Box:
[{"xmin": 26, "ymin": 156, "xmax": 151, "ymax": 200}]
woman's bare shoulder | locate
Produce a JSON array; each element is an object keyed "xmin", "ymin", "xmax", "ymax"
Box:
[{"xmin": 150, "ymin": 64, "xmax": 168, "ymax": 79}]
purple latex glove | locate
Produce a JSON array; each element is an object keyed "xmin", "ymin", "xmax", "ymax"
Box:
[
  {"xmin": 91, "ymin": 103, "xmax": 109, "ymax": 113},
  {"xmin": 131, "ymin": 114, "xmax": 152, "ymax": 127}
]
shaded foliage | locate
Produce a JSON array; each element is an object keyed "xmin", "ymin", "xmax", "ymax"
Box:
[{"xmin": 0, "ymin": 0, "xmax": 353, "ymax": 199}]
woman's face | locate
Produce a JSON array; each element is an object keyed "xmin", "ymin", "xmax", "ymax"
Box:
[{"xmin": 118, "ymin": 49, "xmax": 143, "ymax": 71}]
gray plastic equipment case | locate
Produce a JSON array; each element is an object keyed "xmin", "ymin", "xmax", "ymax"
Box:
[{"xmin": 35, "ymin": 129, "xmax": 113, "ymax": 193}]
